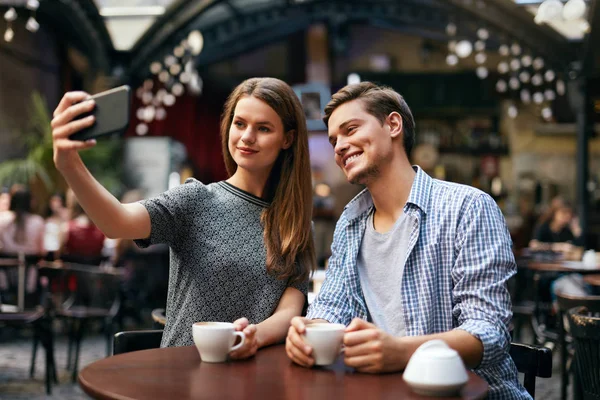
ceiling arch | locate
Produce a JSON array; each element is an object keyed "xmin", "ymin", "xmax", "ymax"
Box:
[{"xmin": 127, "ymin": 0, "xmax": 581, "ymax": 81}]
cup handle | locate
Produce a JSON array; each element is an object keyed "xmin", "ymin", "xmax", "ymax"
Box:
[{"xmin": 230, "ymin": 331, "xmax": 245, "ymax": 352}]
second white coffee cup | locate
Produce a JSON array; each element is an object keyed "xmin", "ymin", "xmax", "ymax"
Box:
[
  {"xmin": 192, "ymin": 322, "xmax": 245, "ymax": 363},
  {"xmin": 304, "ymin": 323, "xmax": 345, "ymax": 366}
]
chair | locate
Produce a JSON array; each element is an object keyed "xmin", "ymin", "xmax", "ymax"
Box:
[
  {"xmin": 0, "ymin": 254, "xmax": 57, "ymax": 395},
  {"xmin": 46, "ymin": 265, "xmax": 121, "ymax": 382},
  {"xmin": 556, "ymin": 292, "xmax": 600, "ymax": 400},
  {"xmin": 151, "ymin": 308, "xmax": 166, "ymax": 329},
  {"xmin": 509, "ymin": 342, "xmax": 553, "ymax": 398},
  {"xmin": 567, "ymin": 306, "xmax": 600, "ymax": 400},
  {"xmin": 113, "ymin": 330, "xmax": 163, "ymax": 355}
]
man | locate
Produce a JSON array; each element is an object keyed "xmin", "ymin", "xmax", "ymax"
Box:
[{"xmin": 286, "ymin": 82, "xmax": 529, "ymax": 399}]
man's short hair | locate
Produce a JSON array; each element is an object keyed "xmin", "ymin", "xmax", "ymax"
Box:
[{"xmin": 323, "ymin": 82, "xmax": 415, "ymax": 156}]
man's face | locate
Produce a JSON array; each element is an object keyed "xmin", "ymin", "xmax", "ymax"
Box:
[{"xmin": 327, "ymin": 99, "xmax": 394, "ymax": 185}]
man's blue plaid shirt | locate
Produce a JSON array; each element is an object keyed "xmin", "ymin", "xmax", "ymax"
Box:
[{"xmin": 307, "ymin": 167, "xmax": 530, "ymax": 399}]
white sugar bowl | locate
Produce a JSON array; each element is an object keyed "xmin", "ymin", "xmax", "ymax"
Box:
[{"xmin": 403, "ymin": 339, "xmax": 469, "ymax": 397}]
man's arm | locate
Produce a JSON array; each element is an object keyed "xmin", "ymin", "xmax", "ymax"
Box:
[
  {"xmin": 451, "ymin": 193, "xmax": 515, "ymax": 370},
  {"xmin": 343, "ymin": 319, "xmax": 483, "ymax": 373}
]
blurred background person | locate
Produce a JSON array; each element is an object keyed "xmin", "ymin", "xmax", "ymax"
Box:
[
  {"xmin": 529, "ymin": 200, "xmax": 583, "ymax": 254},
  {"xmin": 59, "ymin": 188, "xmax": 105, "ymax": 265},
  {"xmin": 0, "ymin": 186, "xmax": 46, "ymax": 299},
  {"xmin": 44, "ymin": 192, "xmax": 68, "ymax": 260},
  {"xmin": 0, "ymin": 187, "xmax": 10, "ymax": 213}
]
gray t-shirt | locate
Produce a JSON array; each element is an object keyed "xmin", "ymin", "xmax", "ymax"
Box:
[
  {"xmin": 135, "ymin": 179, "xmax": 308, "ymax": 347},
  {"xmin": 356, "ymin": 209, "xmax": 414, "ymax": 337}
]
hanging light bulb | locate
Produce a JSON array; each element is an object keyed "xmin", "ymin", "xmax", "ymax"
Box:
[
  {"xmin": 142, "ymin": 92, "xmax": 153, "ymax": 105},
  {"xmin": 455, "ymin": 40, "xmax": 473, "ymax": 58},
  {"xmin": 155, "ymin": 107, "xmax": 167, "ymax": 121},
  {"xmin": 158, "ymin": 70, "xmax": 170, "ymax": 83},
  {"xmin": 476, "ymin": 66, "xmax": 488, "ymax": 79},
  {"xmin": 448, "ymin": 40, "xmax": 457, "ymax": 53},
  {"xmin": 446, "ymin": 23, "xmax": 457, "ymax": 36},
  {"xmin": 499, "ymin": 44, "xmax": 510, "ymax": 56},
  {"xmin": 173, "ymin": 46, "xmax": 185, "ymax": 58},
  {"xmin": 496, "ymin": 80, "xmax": 508, "ymax": 93},
  {"xmin": 520, "ymin": 89, "xmax": 532, "ymax": 104},
  {"xmin": 545, "ymin": 70, "xmax": 556, "ymax": 82},
  {"xmin": 172, "ymin": 83, "xmax": 185, "ymax": 97},
  {"xmin": 544, "ymin": 89, "xmax": 556, "ymax": 101},
  {"xmin": 509, "ymin": 77, "xmax": 521, "ymax": 90},
  {"xmin": 556, "ymin": 79, "xmax": 566, "ymax": 96},
  {"xmin": 187, "ymin": 30, "xmax": 204, "ymax": 55},
  {"xmin": 179, "ymin": 72, "xmax": 191, "ymax": 84},
  {"xmin": 164, "ymin": 55, "xmax": 177, "ymax": 67},
  {"xmin": 163, "ymin": 94, "xmax": 176, "ymax": 107},
  {"xmin": 4, "ymin": 27, "xmax": 14, "ymax": 42},
  {"xmin": 497, "ymin": 62, "xmax": 509, "ymax": 74},
  {"xmin": 533, "ymin": 92, "xmax": 544, "ymax": 104},
  {"xmin": 533, "ymin": 57, "xmax": 545, "ymax": 70},
  {"xmin": 510, "ymin": 59, "xmax": 521, "ymax": 71},
  {"xmin": 143, "ymin": 79, "xmax": 153, "ymax": 91},
  {"xmin": 4, "ymin": 7, "xmax": 17, "ymax": 22},
  {"xmin": 508, "ymin": 104, "xmax": 518, "ymax": 119},
  {"xmin": 143, "ymin": 106, "xmax": 156, "ymax": 123},
  {"xmin": 521, "ymin": 55, "xmax": 533, "ymax": 67},
  {"xmin": 510, "ymin": 43, "xmax": 522, "ymax": 56},
  {"xmin": 475, "ymin": 52, "xmax": 487, "ymax": 65},
  {"xmin": 169, "ymin": 63, "xmax": 182, "ymax": 76},
  {"xmin": 136, "ymin": 123, "xmax": 149, "ymax": 136},
  {"xmin": 542, "ymin": 106, "xmax": 553, "ymax": 121},
  {"xmin": 474, "ymin": 41, "xmax": 486, "ymax": 52},
  {"xmin": 347, "ymin": 73, "xmax": 361, "ymax": 85},
  {"xmin": 562, "ymin": 0, "xmax": 587, "ymax": 21},
  {"xmin": 446, "ymin": 54, "xmax": 459, "ymax": 66},
  {"xmin": 26, "ymin": 0, "xmax": 40, "ymax": 11},
  {"xmin": 150, "ymin": 62, "xmax": 162, "ymax": 75},
  {"xmin": 477, "ymin": 28, "xmax": 489, "ymax": 41},
  {"xmin": 535, "ymin": 0, "xmax": 564, "ymax": 24},
  {"xmin": 519, "ymin": 71, "xmax": 531, "ymax": 83},
  {"xmin": 532, "ymin": 74, "xmax": 544, "ymax": 86},
  {"xmin": 136, "ymin": 107, "xmax": 145, "ymax": 121},
  {"xmin": 25, "ymin": 17, "xmax": 39, "ymax": 32}
]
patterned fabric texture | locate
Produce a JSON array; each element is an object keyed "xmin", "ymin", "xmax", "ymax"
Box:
[
  {"xmin": 136, "ymin": 179, "xmax": 308, "ymax": 347},
  {"xmin": 307, "ymin": 167, "xmax": 531, "ymax": 399}
]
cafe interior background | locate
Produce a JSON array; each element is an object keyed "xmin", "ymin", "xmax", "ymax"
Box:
[{"xmin": 0, "ymin": 0, "xmax": 599, "ymax": 398}]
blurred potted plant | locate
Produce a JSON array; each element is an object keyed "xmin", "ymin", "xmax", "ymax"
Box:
[{"xmin": 0, "ymin": 91, "xmax": 125, "ymax": 213}]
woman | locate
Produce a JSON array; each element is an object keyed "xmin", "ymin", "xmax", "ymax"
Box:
[
  {"xmin": 529, "ymin": 201, "xmax": 583, "ymax": 252},
  {"xmin": 44, "ymin": 192, "xmax": 69, "ymax": 259},
  {"xmin": 50, "ymin": 78, "xmax": 315, "ymax": 359},
  {"xmin": 59, "ymin": 189, "xmax": 106, "ymax": 264},
  {"xmin": 0, "ymin": 187, "xmax": 45, "ymax": 296}
]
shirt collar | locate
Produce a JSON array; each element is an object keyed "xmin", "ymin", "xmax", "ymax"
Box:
[{"xmin": 343, "ymin": 166, "xmax": 433, "ymax": 221}]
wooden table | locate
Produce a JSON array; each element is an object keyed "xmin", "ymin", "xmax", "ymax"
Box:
[
  {"xmin": 79, "ymin": 345, "xmax": 488, "ymax": 400},
  {"xmin": 584, "ymin": 274, "xmax": 600, "ymax": 287},
  {"xmin": 524, "ymin": 261, "xmax": 600, "ymax": 274}
]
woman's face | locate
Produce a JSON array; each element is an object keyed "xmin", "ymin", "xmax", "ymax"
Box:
[
  {"xmin": 0, "ymin": 193, "xmax": 9, "ymax": 212},
  {"xmin": 228, "ymin": 95, "xmax": 292, "ymax": 175},
  {"xmin": 50, "ymin": 195, "xmax": 64, "ymax": 212},
  {"xmin": 554, "ymin": 207, "xmax": 573, "ymax": 228}
]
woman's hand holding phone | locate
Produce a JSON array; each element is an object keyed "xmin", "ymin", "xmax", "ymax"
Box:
[{"xmin": 50, "ymin": 91, "xmax": 97, "ymax": 171}]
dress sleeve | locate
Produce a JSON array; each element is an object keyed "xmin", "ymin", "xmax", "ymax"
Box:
[{"xmin": 135, "ymin": 178, "xmax": 205, "ymax": 248}]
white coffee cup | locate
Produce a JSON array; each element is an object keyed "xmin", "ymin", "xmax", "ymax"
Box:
[
  {"xmin": 304, "ymin": 323, "xmax": 345, "ymax": 366},
  {"xmin": 192, "ymin": 322, "xmax": 245, "ymax": 363},
  {"xmin": 403, "ymin": 339, "xmax": 468, "ymax": 397}
]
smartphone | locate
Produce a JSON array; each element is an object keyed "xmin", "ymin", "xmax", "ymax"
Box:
[{"xmin": 70, "ymin": 85, "xmax": 131, "ymax": 141}]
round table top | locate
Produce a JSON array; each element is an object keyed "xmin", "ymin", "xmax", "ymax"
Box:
[
  {"xmin": 584, "ymin": 274, "xmax": 600, "ymax": 287},
  {"xmin": 522, "ymin": 260, "xmax": 600, "ymax": 273},
  {"xmin": 79, "ymin": 344, "xmax": 488, "ymax": 400}
]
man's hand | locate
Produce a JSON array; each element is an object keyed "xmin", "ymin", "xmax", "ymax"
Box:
[
  {"xmin": 229, "ymin": 318, "xmax": 259, "ymax": 360},
  {"xmin": 285, "ymin": 317, "xmax": 315, "ymax": 367},
  {"xmin": 343, "ymin": 318, "xmax": 405, "ymax": 373}
]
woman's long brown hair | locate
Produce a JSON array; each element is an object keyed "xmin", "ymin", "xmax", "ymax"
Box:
[{"xmin": 220, "ymin": 77, "xmax": 315, "ymax": 284}]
